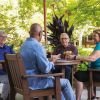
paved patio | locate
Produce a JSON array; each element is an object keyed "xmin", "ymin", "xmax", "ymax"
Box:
[
  {"xmin": 0, "ymin": 84, "xmax": 100, "ymax": 100},
  {"xmin": 16, "ymin": 88, "xmax": 100, "ymax": 100}
]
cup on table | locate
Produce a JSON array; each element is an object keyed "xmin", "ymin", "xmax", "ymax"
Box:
[{"xmin": 63, "ymin": 51, "xmax": 72, "ymax": 60}]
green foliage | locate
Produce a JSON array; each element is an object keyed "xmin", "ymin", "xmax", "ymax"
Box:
[
  {"xmin": 47, "ymin": 15, "xmax": 74, "ymax": 48},
  {"xmin": 77, "ymin": 47, "xmax": 93, "ymax": 71},
  {"xmin": 47, "ymin": 0, "xmax": 100, "ymax": 26},
  {"xmin": 78, "ymin": 47, "xmax": 93, "ymax": 56},
  {"xmin": 7, "ymin": 33, "xmax": 23, "ymax": 52},
  {"xmin": 77, "ymin": 62, "xmax": 89, "ymax": 71},
  {"xmin": 0, "ymin": 0, "xmax": 99, "ymax": 52}
]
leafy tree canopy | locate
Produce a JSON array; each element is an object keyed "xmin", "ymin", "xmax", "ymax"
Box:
[{"xmin": 0, "ymin": 0, "xmax": 99, "ymax": 51}]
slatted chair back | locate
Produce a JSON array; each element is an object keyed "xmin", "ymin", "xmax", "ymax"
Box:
[
  {"xmin": 4, "ymin": 53, "xmax": 62, "ymax": 100},
  {"xmin": 5, "ymin": 53, "xmax": 29, "ymax": 93}
]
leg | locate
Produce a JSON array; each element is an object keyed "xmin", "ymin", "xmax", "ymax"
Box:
[
  {"xmin": 34, "ymin": 77, "xmax": 74, "ymax": 100},
  {"xmin": 0, "ymin": 75, "xmax": 10, "ymax": 100},
  {"xmin": 92, "ymin": 72, "xmax": 100, "ymax": 98},
  {"xmin": 61, "ymin": 92, "xmax": 65, "ymax": 100},
  {"xmin": 60, "ymin": 78, "xmax": 75, "ymax": 100},
  {"xmin": 74, "ymin": 71, "xmax": 89, "ymax": 100},
  {"xmin": 75, "ymin": 79, "xmax": 84, "ymax": 100}
]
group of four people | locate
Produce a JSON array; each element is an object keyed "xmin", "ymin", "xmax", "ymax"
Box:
[{"xmin": 0, "ymin": 23, "xmax": 100, "ymax": 100}]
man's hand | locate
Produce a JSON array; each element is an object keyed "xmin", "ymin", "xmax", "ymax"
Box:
[{"xmin": 51, "ymin": 54, "xmax": 61, "ymax": 63}]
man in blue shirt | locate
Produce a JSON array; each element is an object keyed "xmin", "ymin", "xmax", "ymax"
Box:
[
  {"xmin": 0, "ymin": 31, "xmax": 14, "ymax": 100},
  {"xmin": 20, "ymin": 23, "xmax": 75, "ymax": 100}
]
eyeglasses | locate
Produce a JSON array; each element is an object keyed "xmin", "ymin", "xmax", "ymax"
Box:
[{"xmin": 61, "ymin": 38, "xmax": 69, "ymax": 40}]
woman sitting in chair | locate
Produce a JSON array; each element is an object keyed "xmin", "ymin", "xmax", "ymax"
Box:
[{"xmin": 69, "ymin": 29, "xmax": 100, "ymax": 100}]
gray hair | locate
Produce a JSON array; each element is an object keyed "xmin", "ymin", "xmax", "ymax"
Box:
[{"xmin": 0, "ymin": 30, "xmax": 7, "ymax": 37}]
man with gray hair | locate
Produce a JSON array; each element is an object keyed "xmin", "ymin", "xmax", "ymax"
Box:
[
  {"xmin": 53, "ymin": 33, "xmax": 78, "ymax": 84},
  {"xmin": 0, "ymin": 30, "xmax": 14, "ymax": 100}
]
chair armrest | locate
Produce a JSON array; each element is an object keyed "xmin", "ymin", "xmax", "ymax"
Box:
[
  {"xmin": 22, "ymin": 72, "xmax": 63, "ymax": 99},
  {"xmin": 22, "ymin": 73, "xmax": 64, "ymax": 79},
  {"xmin": 88, "ymin": 68, "xmax": 100, "ymax": 72}
]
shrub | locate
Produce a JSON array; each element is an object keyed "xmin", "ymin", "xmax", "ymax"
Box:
[
  {"xmin": 77, "ymin": 47, "xmax": 93, "ymax": 71},
  {"xmin": 47, "ymin": 15, "xmax": 74, "ymax": 48}
]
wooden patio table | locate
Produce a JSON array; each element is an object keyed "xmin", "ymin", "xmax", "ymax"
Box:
[{"xmin": 55, "ymin": 59, "xmax": 80, "ymax": 86}]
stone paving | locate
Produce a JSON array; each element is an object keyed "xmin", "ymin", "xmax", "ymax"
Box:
[
  {"xmin": 0, "ymin": 84, "xmax": 100, "ymax": 100},
  {"xmin": 13, "ymin": 88, "xmax": 100, "ymax": 100}
]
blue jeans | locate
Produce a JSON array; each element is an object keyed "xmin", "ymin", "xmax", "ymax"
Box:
[
  {"xmin": 60, "ymin": 78, "xmax": 75, "ymax": 100},
  {"xmin": 0, "ymin": 75, "xmax": 9, "ymax": 100},
  {"xmin": 29, "ymin": 77, "xmax": 75, "ymax": 100}
]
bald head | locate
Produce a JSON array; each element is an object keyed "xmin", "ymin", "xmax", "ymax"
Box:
[
  {"xmin": 29, "ymin": 23, "xmax": 42, "ymax": 37},
  {"xmin": 29, "ymin": 23, "xmax": 42, "ymax": 41}
]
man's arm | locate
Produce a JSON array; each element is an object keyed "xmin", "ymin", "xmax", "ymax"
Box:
[{"xmin": 35, "ymin": 44, "xmax": 55, "ymax": 74}]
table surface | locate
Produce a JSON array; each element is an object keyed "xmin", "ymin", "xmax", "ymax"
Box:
[{"xmin": 55, "ymin": 59, "xmax": 80, "ymax": 65}]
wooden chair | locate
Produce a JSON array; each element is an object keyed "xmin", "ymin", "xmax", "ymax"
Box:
[
  {"xmin": 4, "ymin": 53, "xmax": 63, "ymax": 100},
  {"xmin": 88, "ymin": 68, "xmax": 100, "ymax": 100}
]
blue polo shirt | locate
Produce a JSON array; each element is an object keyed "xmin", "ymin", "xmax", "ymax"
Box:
[
  {"xmin": 91, "ymin": 42, "xmax": 100, "ymax": 69},
  {"xmin": 0, "ymin": 44, "xmax": 14, "ymax": 75}
]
